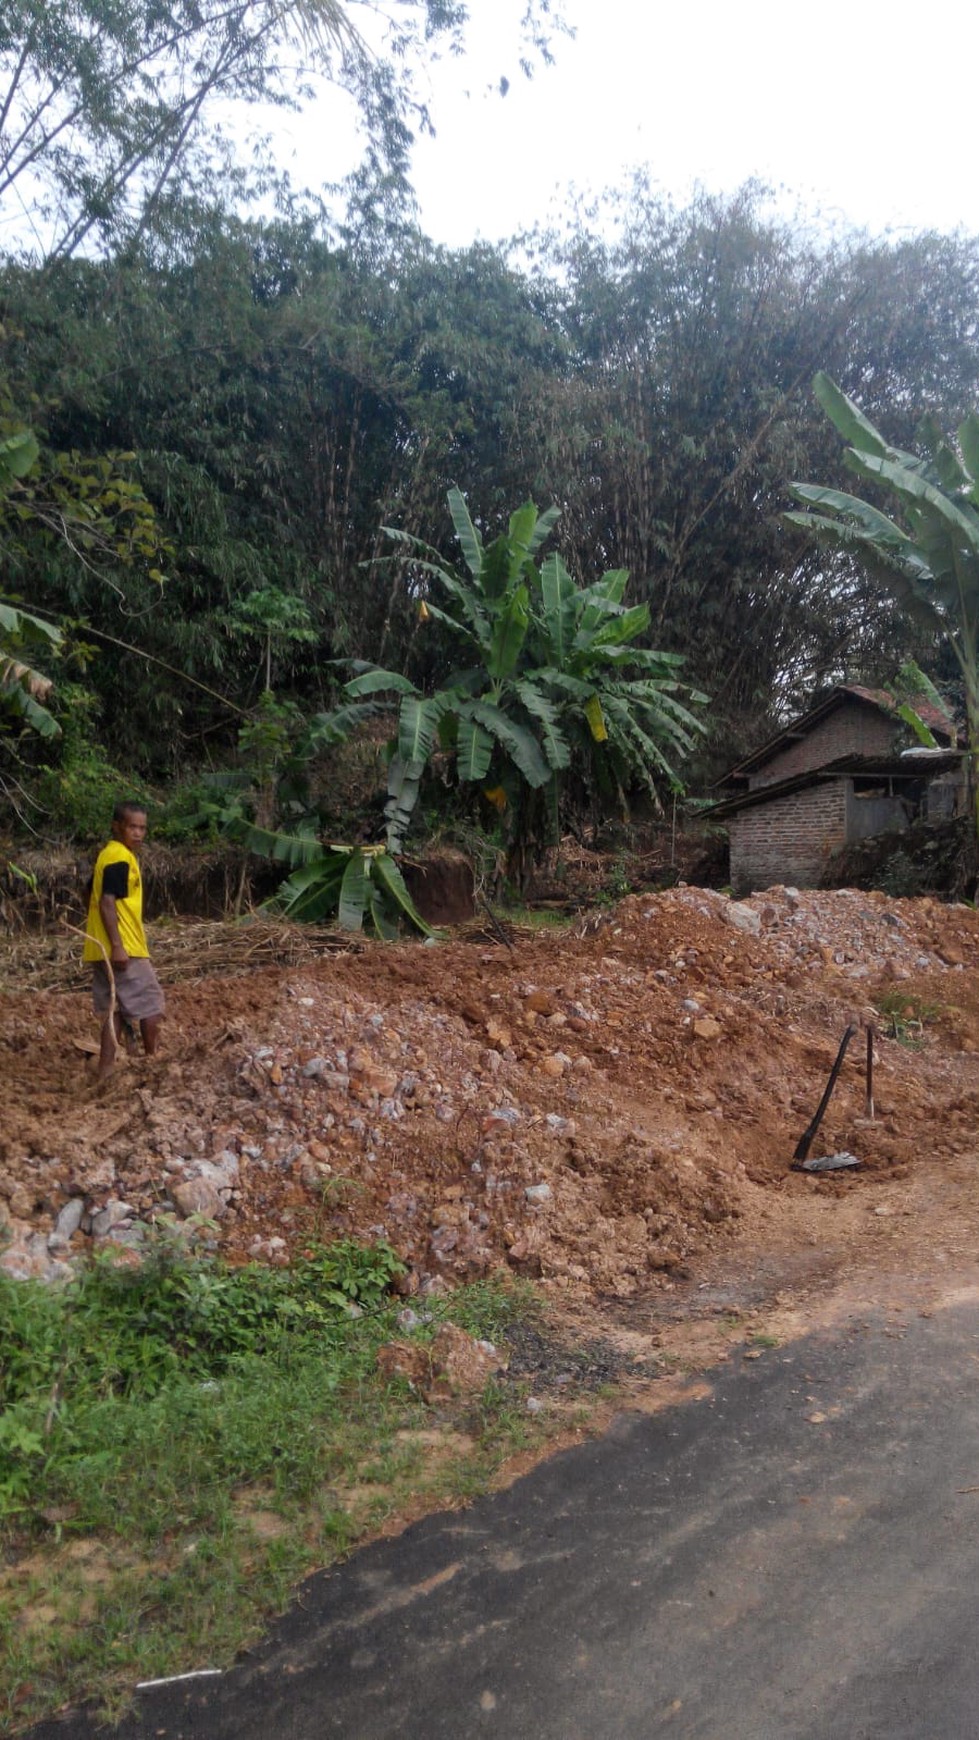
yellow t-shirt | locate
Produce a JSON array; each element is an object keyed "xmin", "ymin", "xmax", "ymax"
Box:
[{"xmin": 83, "ymin": 841, "xmax": 149, "ymax": 962}]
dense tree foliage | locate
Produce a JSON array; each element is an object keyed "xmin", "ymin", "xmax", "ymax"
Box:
[
  {"xmin": 3, "ymin": 178, "xmax": 979, "ymax": 839},
  {"xmin": 788, "ymin": 374, "xmax": 979, "ymax": 855},
  {"xmin": 0, "ymin": 0, "xmax": 567, "ymax": 259}
]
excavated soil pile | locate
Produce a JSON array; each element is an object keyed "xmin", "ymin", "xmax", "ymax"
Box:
[{"xmin": 2, "ymin": 885, "xmax": 979, "ymax": 1298}]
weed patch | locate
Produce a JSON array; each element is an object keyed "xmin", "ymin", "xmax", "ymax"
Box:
[
  {"xmin": 874, "ymin": 987, "xmax": 942, "ymax": 1046},
  {"xmin": 0, "ymin": 1248, "xmax": 557, "ymax": 1731}
]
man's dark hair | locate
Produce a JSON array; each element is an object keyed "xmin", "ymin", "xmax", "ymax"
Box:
[{"xmin": 112, "ymin": 800, "xmax": 147, "ymax": 824}]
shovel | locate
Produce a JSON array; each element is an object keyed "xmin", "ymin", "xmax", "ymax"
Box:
[{"xmin": 790, "ymin": 1024, "xmax": 863, "ymax": 1172}]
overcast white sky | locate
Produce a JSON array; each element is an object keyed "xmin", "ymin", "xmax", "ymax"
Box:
[{"xmin": 305, "ymin": 0, "xmax": 979, "ymax": 246}]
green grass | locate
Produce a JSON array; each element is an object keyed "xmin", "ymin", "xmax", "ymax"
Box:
[
  {"xmin": 0, "ymin": 1244, "xmax": 555, "ymax": 1731},
  {"xmin": 874, "ymin": 987, "xmax": 943, "ymax": 1046},
  {"xmin": 500, "ymin": 904, "xmax": 574, "ymax": 931}
]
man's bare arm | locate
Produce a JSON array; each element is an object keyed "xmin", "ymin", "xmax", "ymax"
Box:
[{"xmin": 99, "ymin": 895, "xmax": 129, "ymax": 969}]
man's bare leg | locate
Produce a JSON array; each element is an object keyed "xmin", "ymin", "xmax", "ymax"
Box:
[{"xmin": 141, "ymin": 1015, "xmax": 161, "ymax": 1057}]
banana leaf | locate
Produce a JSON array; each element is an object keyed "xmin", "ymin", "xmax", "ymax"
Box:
[
  {"xmin": 384, "ymin": 755, "xmax": 422, "ymax": 854},
  {"xmin": 371, "ymin": 851, "xmax": 433, "ymax": 936},
  {"xmin": 507, "ymin": 501, "xmax": 539, "ymax": 563},
  {"xmin": 338, "ymin": 849, "xmax": 369, "ymax": 932},
  {"xmin": 397, "ymin": 694, "xmax": 445, "ymax": 769},
  {"xmin": 812, "ymin": 373, "xmax": 920, "ymax": 469},
  {"xmin": 847, "ymin": 452, "xmax": 979, "ymax": 547},
  {"xmin": 539, "ymin": 553, "xmax": 576, "ymax": 666},
  {"xmin": 368, "ymin": 888, "xmax": 400, "ymax": 941},
  {"xmin": 479, "ymin": 536, "xmax": 514, "ymax": 602},
  {"xmin": 0, "ymin": 601, "xmax": 62, "ymax": 644},
  {"xmin": 958, "ymin": 416, "xmax": 979, "ymax": 499},
  {"xmin": 447, "ymin": 485, "xmax": 483, "ymax": 580},
  {"xmin": 512, "ymin": 678, "xmax": 571, "ymax": 771},
  {"xmin": 787, "ymin": 486, "xmax": 915, "ymax": 553},
  {"xmin": 524, "ymin": 504, "xmax": 561, "ymax": 558},
  {"xmin": 487, "ymin": 582, "xmax": 529, "ymax": 680},
  {"xmin": 345, "ymin": 668, "xmax": 418, "ymax": 699},
  {"xmin": 306, "ymin": 701, "xmax": 382, "ymax": 750},
  {"xmin": 0, "ymin": 432, "xmax": 39, "ymax": 489},
  {"xmin": 226, "ymin": 818, "xmax": 324, "ymax": 866},
  {"xmin": 584, "ymin": 693, "xmax": 608, "ymax": 742},
  {"xmin": 273, "ymin": 852, "xmax": 345, "ymax": 921},
  {"xmin": 456, "ymin": 716, "xmax": 494, "ymax": 782},
  {"xmin": 586, "ymin": 603, "xmax": 652, "ymax": 651},
  {"xmin": 0, "ymin": 662, "xmax": 59, "ymax": 737},
  {"xmin": 465, "ymin": 699, "xmax": 551, "ymax": 788}
]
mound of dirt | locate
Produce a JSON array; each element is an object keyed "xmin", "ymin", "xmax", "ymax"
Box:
[{"xmin": 2, "ymin": 885, "xmax": 979, "ymax": 1300}]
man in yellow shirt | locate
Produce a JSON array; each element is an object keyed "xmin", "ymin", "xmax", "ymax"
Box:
[{"xmin": 84, "ymin": 801, "xmax": 165, "ymax": 1078}]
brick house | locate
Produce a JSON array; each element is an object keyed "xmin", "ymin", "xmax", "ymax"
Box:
[{"xmin": 712, "ymin": 685, "xmax": 964, "ymax": 896}]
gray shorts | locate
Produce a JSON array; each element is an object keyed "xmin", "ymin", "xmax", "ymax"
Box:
[{"xmin": 92, "ymin": 959, "xmax": 165, "ymax": 1022}]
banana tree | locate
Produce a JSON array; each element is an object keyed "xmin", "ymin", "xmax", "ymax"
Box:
[
  {"xmin": 0, "ymin": 602, "xmax": 62, "ymax": 738},
  {"xmin": 341, "ymin": 489, "xmax": 706, "ymax": 878},
  {"xmin": 786, "ymin": 373, "xmax": 979, "ymax": 853},
  {"xmin": 220, "ymin": 804, "xmax": 433, "ymax": 940},
  {"xmin": 226, "ymin": 489, "xmax": 706, "ymax": 918}
]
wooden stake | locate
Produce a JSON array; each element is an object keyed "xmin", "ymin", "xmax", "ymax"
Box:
[
  {"xmin": 866, "ymin": 1024, "xmax": 875, "ymax": 1121},
  {"xmin": 63, "ymin": 921, "xmax": 118, "ymax": 1067}
]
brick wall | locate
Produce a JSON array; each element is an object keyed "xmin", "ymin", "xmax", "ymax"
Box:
[
  {"xmin": 729, "ymin": 781, "xmax": 848, "ymax": 895},
  {"xmin": 749, "ymin": 700, "xmax": 897, "ymax": 789}
]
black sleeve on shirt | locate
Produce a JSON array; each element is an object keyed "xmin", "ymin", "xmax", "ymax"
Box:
[{"xmin": 101, "ymin": 862, "xmax": 129, "ymax": 899}]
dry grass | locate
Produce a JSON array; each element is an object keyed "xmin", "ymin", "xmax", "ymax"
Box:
[{"xmin": 0, "ymin": 917, "xmax": 363, "ymax": 993}]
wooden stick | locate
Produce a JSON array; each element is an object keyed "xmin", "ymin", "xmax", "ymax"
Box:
[
  {"xmin": 62, "ymin": 920, "xmax": 118, "ymax": 1066},
  {"xmin": 866, "ymin": 1024, "xmax": 875, "ymax": 1121}
]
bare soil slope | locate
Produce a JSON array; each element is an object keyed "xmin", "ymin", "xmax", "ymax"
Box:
[{"xmin": 2, "ymin": 886, "xmax": 979, "ymax": 1299}]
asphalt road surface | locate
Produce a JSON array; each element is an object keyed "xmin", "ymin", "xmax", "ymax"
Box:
[{"xmin": 29, "ymin": 1294, "xmax": 979, "ymax": 1739}]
